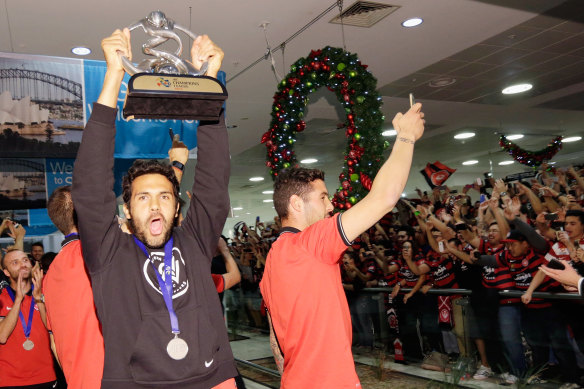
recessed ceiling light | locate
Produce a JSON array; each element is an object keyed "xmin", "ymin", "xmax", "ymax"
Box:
[
  {"xmin": 245, "ymin": 212, "xmax": 250, "ymax": 215},
  {"xmin": 429, "ymin": 77, "xmax": 456, "ymax": 88},
  {"xmin": 249, "ymin": 177, "xmax": 264, "ymax": 182},
  {"xmin": 502, "ymin": 83, "xmax": 532, "ymax": 95},
  {"xmin": 498, "ymin": 161, "xmax": 514, "ymax": 166},
  {"xmin": 563, "ymin": 136, "xmax": 582, "ymax": 143},
  {"xmin": 300, "ymin": 158, "xmax": 318, "ymax": 164},
  {"xmin": 71, "ymin": 46, "xmax": 91, "ymax": 56},
  {"xmin": 402, "ymin": 18, "xmax": 423, "ymax": 27},
  {"xmin": 382, "ymin": 129, "xmax": 397, "ymax": 137},
  {"xmin": 262, "ymin": 190, "xmax": 274, "ymax": 194},
  {"xmin": 401, "ymin": 193, "xmax": 407, "ymax": 198},
  {"xmin": 454, "ymin": 132, "xmax": 475, "ymax": 139},
  {"xmin": 506, "ymin": 134, "xmax": 524, "ymax": 140},
  {"xmin": 462, "ymin": 160, "xmax": 479, "ymax": 165},
  {"xmin": 232, "ymin": 207, "xmax": 243, "ymax": 211},
  {"xmin": 263, "ymin": 199, "xmax": 273, "ymax": 203},
  {"xmin": 549, "ymin": 162, "xmax": 556, "ymax": 165}
]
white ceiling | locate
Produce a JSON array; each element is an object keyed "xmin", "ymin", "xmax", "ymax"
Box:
[{"xmin": 3, "ymin": 0, "xmax": 584, "ymax": 235}]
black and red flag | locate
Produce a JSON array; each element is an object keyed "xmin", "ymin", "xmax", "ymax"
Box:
[{"xmin": 420, "ymin": 161, "xmax": 456, "ymax": 188}]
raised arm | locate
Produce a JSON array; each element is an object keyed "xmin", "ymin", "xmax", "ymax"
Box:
[
  {"xmin": 341, "ymin": 104, "xmax": 425, "ymax": 242},
  {"xmin": 179, "ymin": 36, "xmax": 230, "ymax": 262},
  {"xmin": 72, "ymin": 29, "xmax": 131, "ymax": 273}
]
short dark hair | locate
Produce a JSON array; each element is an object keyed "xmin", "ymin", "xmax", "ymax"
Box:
[
  {"xmin": 273, "ymin": 168, "xmax": 325, "ymax": 219},
  {"xmin": 41, "ymin": 252, "xmax": 58, "ymax": 273},
  {"xmin": 31, "ymin": 242, "xmax": 44, "ymax": 250},
  {"xmin": 1, "ymin": 248, "xmax": 22, "ymax": 270},
  {"xmin": 48, "ymin": 186, "xmax": 77, "ymax": 234},
  {"xmin": 122, "ymin": 159, "xmax": 180, "ymax": 206},
  {"xmin": 397, "ymin": 225, "xmax": 415, "ymax": 239},
  {"xmin": 566, "ymin": 210, "xmax": 584, "ymax": 225}
]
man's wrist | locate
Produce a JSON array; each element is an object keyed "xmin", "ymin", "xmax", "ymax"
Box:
[
  {"xmin": 171, "ymin": 160, "xmax": 185, "ymax": 171},
  {"xmin": 397, "ymin": 136, "xmax": 415, "ymax": 145}
]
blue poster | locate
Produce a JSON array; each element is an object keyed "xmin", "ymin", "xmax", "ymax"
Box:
[{"xmin": 45, "ymin": 158, "xmax": 74, "ymax": 197}]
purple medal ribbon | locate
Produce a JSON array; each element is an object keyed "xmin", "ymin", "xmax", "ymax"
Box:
[
  {"xmin": 6, "ymin": 285, "xmax": 35, "ymax": 338},
  {"xmin": 133, "ymin": 236, "xmax": 180, "ymax": 334}
]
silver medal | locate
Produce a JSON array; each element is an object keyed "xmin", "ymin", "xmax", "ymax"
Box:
[
  {"xmin": 23, "ymin": 339, "xmax": 35, "ymax": 351},
  {"xmin": 167, "ymin": 334, "xmax": 188, "ymax": 360}
]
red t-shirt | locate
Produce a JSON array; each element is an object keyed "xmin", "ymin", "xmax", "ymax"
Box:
[
  {"xmin": 212, "ymin": 274, "xmax": 225, "ymax": 293},
  {"xmin": 260, "ymin": 214, "xmax": 361, "ymax": 389},
  {"xmin": 0, "ymin": 288, "xmax": 56, "ymax": 386},
  {"xmin": 42, "ymin": 237, "xmax": 104, "ymax": 389}
]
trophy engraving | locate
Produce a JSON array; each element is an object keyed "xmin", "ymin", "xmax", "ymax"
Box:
[{"xmin": 121, "ymin": 11, "xmax": 227, "ymax": 121}]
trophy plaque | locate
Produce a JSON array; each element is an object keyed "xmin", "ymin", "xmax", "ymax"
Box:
[{"xmin": 121, "ymin": 11, "xmax": 227, "ymax": 120}]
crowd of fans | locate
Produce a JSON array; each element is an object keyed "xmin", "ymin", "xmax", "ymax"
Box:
[
  {"xmin": 3, "ymin": 163, "xmax": 584, "ymax": 387},
  {"xmin": 224, "ymin": 163, "xmax": 584, "ymax": 388}
]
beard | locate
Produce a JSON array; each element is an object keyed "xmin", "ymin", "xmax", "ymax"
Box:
[{"xmin": 128, "ymin": 214, "xmax": 174, "ymax": 249}]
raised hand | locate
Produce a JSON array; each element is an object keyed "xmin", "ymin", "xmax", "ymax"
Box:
[
  {"xmin": 392, "ymin": 103, "xmax": 425, "ymax": 143},
  {"xmin": 190, "ymin": 35, "xmax": 224, "ymax": 79}
]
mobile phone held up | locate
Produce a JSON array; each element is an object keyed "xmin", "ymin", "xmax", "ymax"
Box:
[{"xmin": 547, "ymin": 259, "xmax": 565, "ymax": 270}]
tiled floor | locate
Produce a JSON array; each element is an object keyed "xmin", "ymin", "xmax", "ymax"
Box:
[{"xmin": 229, "ymin": 329, "xmax": 508, "ymax": 389}]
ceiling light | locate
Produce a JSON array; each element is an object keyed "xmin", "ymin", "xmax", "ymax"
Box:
[
  {"xmin": 549, "ymin": 162, "xmax": 556, "ymax": 165},
  {"xmin": 429, "ymin": 77, "xmax": 456, "ymax": 88},
  {"xmin": 262, "ymin": 190, "xmax": 274, "ymax": 194},
  {"xmin": 563, "ymin": 136, "xmax": 582, "ymax": 143},
  {"xmin": 454, "ymin": 132, "xmax": 475, "ymax": 139},
  {"xmin": 401, "ymin": 193, "xmax": 407, "ymax": 198},
  {"xmin": 249, "ymin": 177, "xmax": 264, "ymax": 182},
  {"xmin": 382, "ymin": 129, "xmax": 397, "ymax": 137},
  {"xmin": 498, "ymin": 161, "xmax": 514, "ymax": 166},
  {"xmin": 71, "ymin": 46, "xmax": 91, "ymax": 56},
  {"xmin": 506, "ymin": 134, "xmax": 524, "ymax": 140},
  {"xmin": 462, "ymin": 160, "xmax": 479, "ymax": 165},
  {"xmin": 245, "ymin": 212, "xmax": 250, "ymax": 215},
  {"xmin": 502, "ymin": 83, "xmax": 532, "ymax": 95},
  {"xmin": 300, "ymin": 158, "xmax": 318, "ymax": 164},
  {"xmin": 402, "ymin": 18, "xmax": 423, "ymax": 27},
  {"xmin": 232, "ymin": 207, "xmax": 243, "ymax": 211},
  {"xmin": 263, "ymin": 199, "xmax": 273, "ymax": 203}
]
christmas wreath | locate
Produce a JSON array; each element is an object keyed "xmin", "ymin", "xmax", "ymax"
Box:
[
  {"xmin": 261, "ymin": 46, "xmax": 387, "ymax": 210},
  {"xmin": 499, "ymin": 135, "xmax": 562, "ymax": 167}
]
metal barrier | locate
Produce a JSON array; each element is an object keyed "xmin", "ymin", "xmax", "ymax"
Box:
[{"xmin": 362, "ymin": 287, "xmax": 583, "ymax": 300}]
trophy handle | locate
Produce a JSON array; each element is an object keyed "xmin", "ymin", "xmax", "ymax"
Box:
[{"xmin": 120, "ymin": 53, "xmax": 143, "ymax": 76}]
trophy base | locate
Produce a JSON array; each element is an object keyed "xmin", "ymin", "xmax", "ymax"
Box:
[{"xmin": 123, "ymin": 73, "xmax": 228, "ymax": 120}]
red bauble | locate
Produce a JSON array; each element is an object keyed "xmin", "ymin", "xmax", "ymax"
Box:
[
  {"xmin": 345, "ymin": 202, "xmax": 352, "ymax": 209},
  {"xmin": 347, "ymin": 159, "xmax": 354, "ymax": 166},
  {"xmin": 342, "ymin": 180, "xmax": 350, "ymax": 189}
]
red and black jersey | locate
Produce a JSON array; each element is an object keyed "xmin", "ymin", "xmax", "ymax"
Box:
[
  {"xmin": 397, "ymin": 253, "xmax": 426, "ymax": 287},
  {"xmin": 496, "ymin": 248, "xmax": 555, "ymax": 309},
  {"xmin": 377, "ymin": 254, "xmax": 399, "ymax": 288},
  {"xmin": 360, "ymin": 258, "xmax": 382, "ymax": 280},
  {"xmin": 426, "ymin": 250, "xmax": 459, "ymax": 289},
  {"xmin": 479, "ymin": 239, "xmax": 514, "ymax": 292}
]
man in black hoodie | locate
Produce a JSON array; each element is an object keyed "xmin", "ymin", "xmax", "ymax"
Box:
[{"xmin": 72, "ymin": 29, "xmax": 237, "ymax": 389}]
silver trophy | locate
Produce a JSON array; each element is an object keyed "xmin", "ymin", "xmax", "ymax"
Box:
[
  {"xmin": 120, "ymin": 11, "xmax": 208, "ymax": 76},
  {"xmin": 121, "ymin": 11, "xmax": 227, "ymax": 121}
]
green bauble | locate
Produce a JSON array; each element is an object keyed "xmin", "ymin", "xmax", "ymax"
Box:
[
  {"xmin": 310, "ymin": 72, "xmax": 317, "ymax": 80},
  {"xmin": 354, "ymin": 133, "xmax": 361, "ymax": 140},
  {"xmin": 283, "ymin": 162, "xmax": 291, "ymax": 168},
  {"xmin": 349, "ymin": 71, "xmax": 357, "ymax": 77},
  {"xmin": 350, "ymin": 173, "xmax": 359, "ymax": 182},
  {"xmin": 384, "ymin": 140, "xmax": 390, "ymax": 149},
  {"xmin": 349, "ymin": 196, "xmax": 357, "ymax": 204},
  {"xmin": 281, "ymin": 79, "xmax": 287, "ymax": 86},
  {"xmin": 306, "ymin": 81, "xmax": 312, "ymax": 87},
  {"xmin": 337, "ymin": 63, "xmax": 346, "ymax": 71},
  {"xmin": 291, "ymin": 65, "xmax": 297, "ymax": 72},
  {"xmin": 288, "ymin": 139, "xmax": 294, "ymax": 144},
  {"xmin": 356, "ymin": 96, "xmax": 365, "ymax": 104}
]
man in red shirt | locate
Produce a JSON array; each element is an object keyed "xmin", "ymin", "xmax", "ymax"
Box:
[
  {"xmin": 260, "ymin": 102, "xmax": 425, "ymax": 388},
  {"xmin": 42, "ymin": 185, "xmax": 104, "ymax": 389},
  {"xmin": 0, "ymin": 250, "xmax": 56, "ymax": 388}
]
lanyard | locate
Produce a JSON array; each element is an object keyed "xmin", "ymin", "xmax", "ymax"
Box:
[
  {"xmin": 6, "ymin": 285, "xmax": 35, "ymax": 338},
  {"xmin": 64, "ymin": 232, "xmax": 79, "ymax": 238},
  {"xmin": 133, "ymin": 236, "xmax": 180, "ymax": 334}
]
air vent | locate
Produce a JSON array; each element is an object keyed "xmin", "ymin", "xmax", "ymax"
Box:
[{"xmin": 330, "ymin": 1, "xmax": 400, "ymax": 28}]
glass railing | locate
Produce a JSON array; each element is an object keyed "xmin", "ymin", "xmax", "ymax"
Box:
[{"xmin": 224, "ymin": 286, "xmax": 584, "ymax": 388}]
